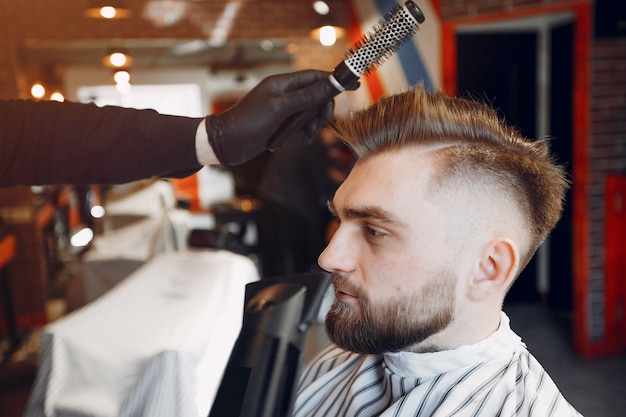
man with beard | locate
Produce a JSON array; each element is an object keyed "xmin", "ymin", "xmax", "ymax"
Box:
[{"xmin": 293, "ymin": 86, "xmax": 582, "ymax": 416}]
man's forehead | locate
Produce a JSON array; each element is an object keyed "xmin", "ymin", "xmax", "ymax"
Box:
[{"xmin": 331, "ymin": 150, "xmax": 437, "ymax": 220}]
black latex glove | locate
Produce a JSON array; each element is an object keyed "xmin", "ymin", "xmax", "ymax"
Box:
[{"xmin": 205, "ymin": 70, "xmax": 336, "ymax": 166}]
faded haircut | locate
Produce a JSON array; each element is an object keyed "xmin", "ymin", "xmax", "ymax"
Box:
[{"xmin": 332, "ymin": 86, "xmax": 569, "ymax": 267}]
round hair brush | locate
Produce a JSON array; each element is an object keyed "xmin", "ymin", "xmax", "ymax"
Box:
[{"xmin": 267, "ymin": 1, "xmax": 426, "ymax": 151}]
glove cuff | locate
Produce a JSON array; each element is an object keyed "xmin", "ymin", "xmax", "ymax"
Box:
[{"xmin": 205, "ymin": 115, "xmax": 228, "ymax": 166}]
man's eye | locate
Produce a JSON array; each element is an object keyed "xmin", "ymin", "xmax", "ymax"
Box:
[{"xmin": 364, "ymin": 226, "xmax": 386, "ymax": 239}]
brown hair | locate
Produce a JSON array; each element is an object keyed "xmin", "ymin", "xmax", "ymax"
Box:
[{"xmin": 333, "ymin": 86, "xmax": 569, "ymax": 266}]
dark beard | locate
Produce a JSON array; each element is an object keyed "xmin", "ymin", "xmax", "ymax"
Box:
[{"xmin": 325, "ymin": 271, "xmax": 456, "ymax": 354}]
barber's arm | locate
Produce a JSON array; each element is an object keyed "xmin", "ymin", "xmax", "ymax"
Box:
[
  {"xmin": 0, "ymin": 98, "xmax": 202, "ymax": 186},
  {"xmin": 0, "ymin": 70, "xmax": 334, "ymax": 186}
]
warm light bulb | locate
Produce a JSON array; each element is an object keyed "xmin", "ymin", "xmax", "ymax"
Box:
[
  {"xmin": 31, "ymin": 83, "xmax": 45, "ymax": 99},
  {"xmin": 319, "ymin": 25, "xmax": 337, "ymax": 46},
  {"xmin": 50, "ymin": 92, "xmax": 65, "ymax": 102},
  {"xmin": 85, "ymin": 4, "xmax": 131, "ymax": 19},
  {"xmin": 113, "ymin": 70, "xmax": 130, "ymax": 84},
  {"xmin": 100, "ymin": 6, "xmax": 117, "ymax": 19},
  {"xmin": 109, "ymin": 52, "xmax": 127, "ymax": 67}
]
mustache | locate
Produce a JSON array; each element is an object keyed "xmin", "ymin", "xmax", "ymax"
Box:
[{"xmin": 332, "ymin": 272, "xmax": 366, "ymax": 299}]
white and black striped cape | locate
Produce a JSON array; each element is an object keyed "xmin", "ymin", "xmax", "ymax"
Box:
[{"xmin": 294, "ymin": 313, "xmax": 583, "ymax": 417}]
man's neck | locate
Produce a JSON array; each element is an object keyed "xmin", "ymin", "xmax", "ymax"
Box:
[{"xmin": 405, "ymin": 305, "xmax": 502, "ymax": 353}]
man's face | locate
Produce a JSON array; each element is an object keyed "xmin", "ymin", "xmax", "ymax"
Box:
[{"xmin": 319, "ymin": 149, "xmax": 463, "ymax": 354}]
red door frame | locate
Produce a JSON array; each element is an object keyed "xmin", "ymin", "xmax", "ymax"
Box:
[{"xmin": 605, "ymin": 175, "xmax": 626, "ymax": 355}]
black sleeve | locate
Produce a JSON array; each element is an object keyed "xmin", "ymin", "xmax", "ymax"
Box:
[{"xmin": 0, "ymin": 99, "xmax": 204, "ymax": 186}]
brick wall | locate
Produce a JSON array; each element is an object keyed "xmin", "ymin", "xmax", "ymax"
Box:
[{"xmin": 588, "ymin": 37, "xmax": 626, "ymax": 343}]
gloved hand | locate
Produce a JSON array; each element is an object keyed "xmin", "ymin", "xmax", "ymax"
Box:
[{"xmin": 205, "ymin": 70, "xmax": 336, "ymax": 166}]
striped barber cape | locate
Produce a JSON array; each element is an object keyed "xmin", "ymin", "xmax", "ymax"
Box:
[{"xmin": 294, "ymin": 313, "xmax": 583, "ymax": 417}]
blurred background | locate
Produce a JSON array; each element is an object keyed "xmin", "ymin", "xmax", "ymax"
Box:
[{"xmin": 0, "ymin": 0, "xmax": 624, "ymax": 416}]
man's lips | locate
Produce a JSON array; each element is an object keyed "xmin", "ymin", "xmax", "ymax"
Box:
[
  {"xmin": 331, "ymin": 273, "xmax": 361, "ymax": 303},
  {"xmin": 335, "ymin": 288, "xmax": 357, "ymax": 302}
]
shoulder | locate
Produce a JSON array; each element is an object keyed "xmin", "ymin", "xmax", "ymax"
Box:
[{"xmin": 507, "ymin": 349, "xmax": 583, "ymax": 416}]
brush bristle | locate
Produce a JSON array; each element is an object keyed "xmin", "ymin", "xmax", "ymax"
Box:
[{"xmin": 344, "ymin": 3, "xmax": 421, "ymax": 77}]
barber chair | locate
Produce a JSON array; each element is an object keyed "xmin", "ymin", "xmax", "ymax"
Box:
[{"xmin": 209, "ymin": 271, "xmax": 331, "ymax": 417}]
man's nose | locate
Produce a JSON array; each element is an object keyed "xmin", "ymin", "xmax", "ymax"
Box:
[{"xmin": 318, "ymin": 226, "xmax": 355, "ymax": 273}]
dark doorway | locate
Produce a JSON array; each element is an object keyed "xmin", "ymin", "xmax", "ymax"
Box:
[
  {"xmin": 456, "ymin": 21, "xmax": 574, "ymax": 309},
  {"xmin": 546, "ymin": 22, "xmax": 574, "ymax": 312}
]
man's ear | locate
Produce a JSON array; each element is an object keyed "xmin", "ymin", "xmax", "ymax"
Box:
[{"xmin": 469, "ymin": 238, "xmax": 519, "ymax": 301}]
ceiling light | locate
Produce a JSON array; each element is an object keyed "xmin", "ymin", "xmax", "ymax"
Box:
[
  {"xmin": 102, "ymin": 51, "xmax": 133, "ymax": 68},
  {"xmin": 310, "ymin": 0, "xmax": 344, "ymax": 46},
  {"xmin": 312, "ymin": 1, "xmax": 330, "ymax": 15},
  {"xmin": 50, "ymin": 92, "xmax": 65, "ymax": 102},
  {"xmin": 31, "ymin": 83, "xmax": 45, "ymax": 99},
  {"xmin": 310, "ymin": 17, "xmax": 345, "ymax": 46},
  {"xmin": 109, "ymin": 52, "xmax": 127, "ymax": 67},
  {"xmin": 84, "ymin": 1, "xmax": 132, "ymax": 19},
  {"xmin": 113, "ymin": 70, "xmax": 130, "ymax": 84},
  {"xmin": 100, "ymin": 6, "xmax": 117, "ymax": 18},
  {"xmin": 318, "ymin": 25, "xmax": 339, "ymax": 46}
]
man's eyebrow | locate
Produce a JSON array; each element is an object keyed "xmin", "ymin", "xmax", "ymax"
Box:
[{"xmin": 327, "ymin": 200, "xmax": 408, "ymax": 227}]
